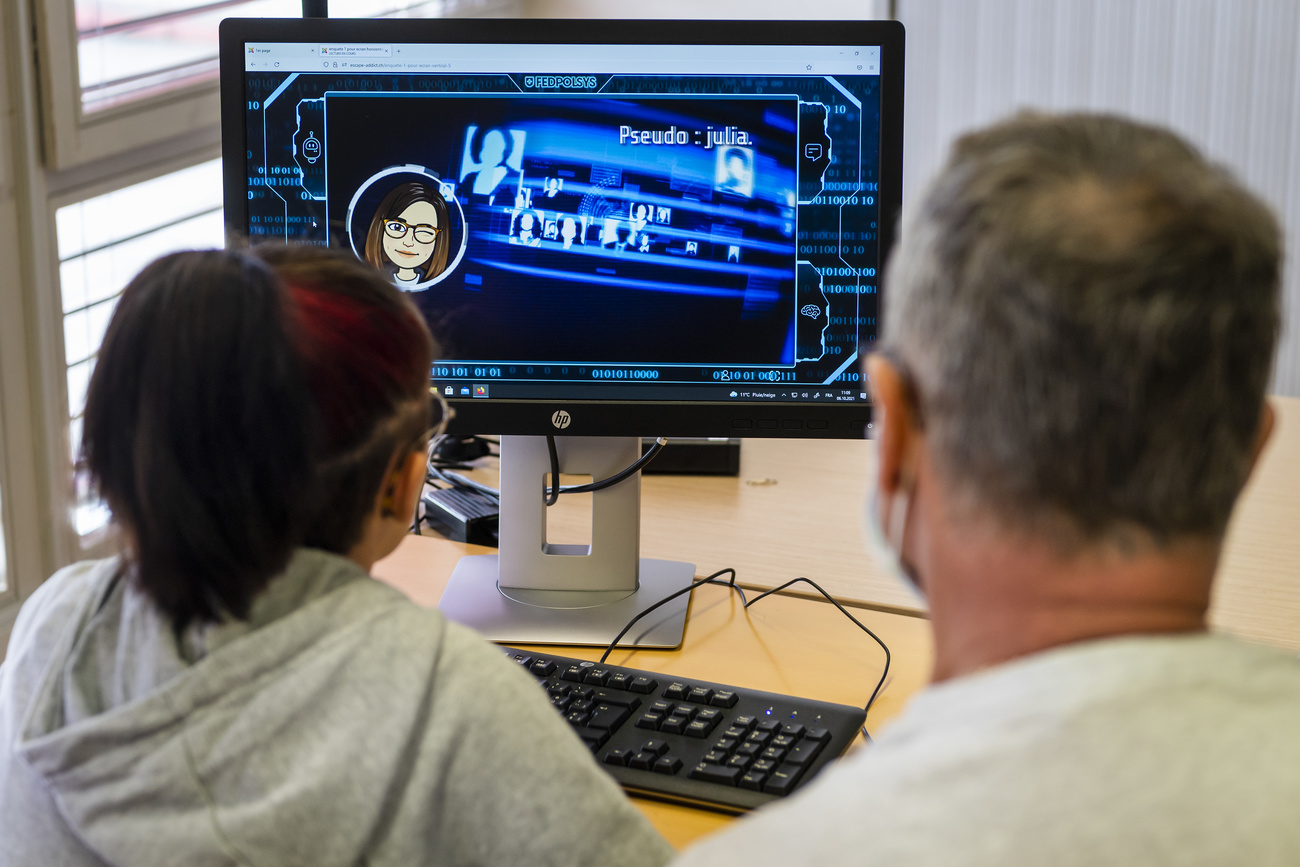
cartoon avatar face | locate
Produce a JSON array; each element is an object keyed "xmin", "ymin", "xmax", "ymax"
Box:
[
  {"xmin": 380, "ymin": 200, "xmax": 440, "ymax": 277},
  {"xmin": 362, "ymin": 180, "xmax": 451, "ymax": 288}
]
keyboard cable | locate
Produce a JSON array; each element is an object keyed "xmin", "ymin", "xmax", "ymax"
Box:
[{"xmin": 598, "ymin": 569, "xmax": 891, "ymax": 743}]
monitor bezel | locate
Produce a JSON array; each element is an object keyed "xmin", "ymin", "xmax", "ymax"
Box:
[{"xmin": 219, "ymin": 16, "xmax": 904, "ymax": 439}]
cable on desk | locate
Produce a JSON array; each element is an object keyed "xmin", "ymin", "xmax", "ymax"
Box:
[
  {"xmin": 602, "ymin": 570, "xmax": 892, "ymax": 741},
  {"xmin": 598, "ymin": 568, "xmax": 747, "ymax": 664},
  {"xmin": 746, "ymin": 577, "xmax": 891, "ymax": 740}
]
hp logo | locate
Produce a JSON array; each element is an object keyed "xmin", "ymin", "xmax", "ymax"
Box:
[{"xmin": 551, "ymin": 410, "xmax": 572, "ymax": 430}]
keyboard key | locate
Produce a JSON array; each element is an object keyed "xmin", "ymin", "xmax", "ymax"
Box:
[
  {"xmin": 587, "ymin": 704, "xmax": 631, "ymax": 731},
  {"xmin": 530, "ymin": 659, "xmax": 558, "ymax": 676},
  {"xmin": 570, "ymin": 699, "xmax": 595, "ymax": 713},
  {"xmin": 649, "ymin": 700, "xmax": 674, "ymax": 715},
  {"xmin": 731, "ymin": 715, "xmax": 758, "ymax": 731},
  {"xmin": 804, "ymin": 727, "xmax": 832, "ymax": 744},
  {"xmin": 560, "ymin": 665, "xmax": 586, "ymax": 683},
  {"xmin": 710, "ymin": 690, "xmax": 739, "ymax": 708},
  {"xmin": 669, "ymin": 705, "xmax": 695, "ymax": 721},
  {"xmin": 505, "ymin": 652, "xmax": 532, "ymax": 666},
  {"xmin": 640, "ymin": 739, "xmax": 669, "ymax": 757},
  {"xmin": 764, "ymin": 762, "xmax": 807, "ymax": 796},
  {"xmin": 702, "ymin": 750, "xmax": 729, "ymax": 764},
  {"xmin": 772, "ymin": 734, "xmax": 797, "ymax": 749},
  {"xmin": 781, "ymin": 723, "xmax": 807, "ymax": 739},
  {"xmin": 738, "ymin": 771, "xmax": 767, "ymax": 791},
  {"xmin": 723, "ymin": 726, "xmax": 749, "ymax": 740},
  {"xmin": 592, "ymin": 690, "xmax": 640, "ymax": 711},
  {"xmin": 713, "ymin": 737, "xmax": 737, "ymax": 752},
  {"xmin": 635, "ymin": 712, "xmax": 663, "ymax": 730},
  {"xmin": 760, "ymin": 746, "xmax": 787, "ymax": 763},
  {"xmin": 685, "ymin": 718, "xmax": 718, "ymax": 738},
  {"xmin": 583, "ymin": 669, "xmax": 611, "ymax": 686},
  {"xmin": 628, "ymin": 751, "xmax": 657, "ymax": 770},
  {"xmin": 659, "ymin": 717, "xmax": 687, "ymax": 735},
  {"xmin": 607, "ymin": 673, "xmax": 632, "ymax": 690},
  {"xmin": 695, "ymin": 708, "xmax": 722, "ymax": 725},
  {"xmin": 735, "ymin": 741, "xmax": 761, "ymax": 757},
  {"xmin": 689, "ymin": 763, "xmax": 742, "ymax": 786},
  {"xmin": 570, "ymin": 687, "xmax": 595, "ymax": 702},
  {"xmin": 726, "ymin": 754, "xmax": 752, "ymax": 770},
  {"xmin": 653, "ymin": 756, "xmax": 683, "ymax": 775},
  {"xmin": 663, "ymin": 682, "xmax": 690, "ymax": 700},
  {"xmin": 688, "ymin": 687, "xmax": 714, "ymax": 704},
  {"xmin": 750, "ymin": 758, "xmax": 778, "ymax": 774},
  {"xmin": 745, "ymin": 730, "xmax": 772, "ymax": 747},
  {"xmin": 604, "ymin": 748, "xmax": 632, "ymax": 766},
  {"xmin": 566, "ymin": 710, "xmax": 591, "ymax": 727},
  {"xmin": 756, "ymin": 720, "xmax": 782, "ymax": 734},
  {"xmin": 629, "ymin": 676, "xmax": 658, "ymax": 694},
  {"xmin": 785, "ymin": 739, "xmax": 825, "ymax": 765}
]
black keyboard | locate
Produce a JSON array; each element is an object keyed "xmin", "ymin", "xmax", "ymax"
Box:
[{"xmin": 503, "ymin": 648, "xmax": 867, "ymax": 813}]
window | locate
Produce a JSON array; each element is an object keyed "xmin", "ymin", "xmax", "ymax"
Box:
[
  {"xmin": 76, "ymin": 0, "xmax": 504, "ymax": 115},
  {"xmin": 41, "ymin": 0, "xmax": 519, "ymax": 167},
  {"xmin": 57, "ymin": 159, "xmax": 226, "ymax": 537},
  {"xmin": 0, "ymin": 476, "xmax": 8, "ymax": 594}
]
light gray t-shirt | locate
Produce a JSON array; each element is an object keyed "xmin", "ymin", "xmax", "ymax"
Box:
[
  {"xmin": 0, "ymin": 550, "xmax": 673, "ymax": 867},
  {"xmin": 674, "ymin": 632, "xmax": 1300, "ymax": 866}
]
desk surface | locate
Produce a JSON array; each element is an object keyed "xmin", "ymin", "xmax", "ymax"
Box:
[
  {"xmin": 437, "ymin": 396, "xmax": 1300, "ymax": 651},
  {"xmin": 374, "ymin": 395, "xmax": 1300, "ymax": 845},
  {"xmin": 373, "ymin": 534, "xmax": 934, "ymax": 848}
]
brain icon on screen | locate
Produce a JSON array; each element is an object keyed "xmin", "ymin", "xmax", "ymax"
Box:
[{"xmin": 800, "ymin": 304, "xmax": 822, "ymax": 318}]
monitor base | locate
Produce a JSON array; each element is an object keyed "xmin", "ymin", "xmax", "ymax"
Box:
[{"xmin": 439, "ymin": 555, "xmax": 695, "ymax": 648}]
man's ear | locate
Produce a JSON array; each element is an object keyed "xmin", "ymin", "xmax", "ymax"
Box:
[
  {"xmin": 1245, "ymin": 399, "xmax": 1276, "ymax": 483},
  {"xmin": 866, "ymin": 353, "xmax": 921, "ymax": 497}
]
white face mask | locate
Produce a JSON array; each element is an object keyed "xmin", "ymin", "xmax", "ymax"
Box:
[{"xmin": 864, "ymin": 475, "xmax": 926, "ymax": 605}]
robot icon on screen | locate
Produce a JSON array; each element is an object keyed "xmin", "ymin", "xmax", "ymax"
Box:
[
  {"xmin": 716, "ymin": 146, "xmax": 754, "ymax": 197},
  {"xmin": 460, "ymin": 126, "xmax": 526, "ymax": 199},
  {"xmin": 302, "ymin": 131, "xmax": 321, "ymax": 164}
]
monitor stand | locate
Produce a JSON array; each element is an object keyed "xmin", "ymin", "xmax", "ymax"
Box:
[{"xmin": 437, "ymin": 435, "xmax": 696, "ymax": 647}]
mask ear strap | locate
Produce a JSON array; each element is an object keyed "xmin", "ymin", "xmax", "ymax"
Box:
[{"xmin": 886, "ymin": 479, "xmax": 912, "ymax": 554}]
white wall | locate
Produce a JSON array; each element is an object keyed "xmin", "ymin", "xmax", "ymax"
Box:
[
  {"xmin": 524, "ymin": 0, "xmax": 889, "ymax": 19},
  {"xmin": 897, "ymin": 0, "xmax": 1300, "ymax": 394}
]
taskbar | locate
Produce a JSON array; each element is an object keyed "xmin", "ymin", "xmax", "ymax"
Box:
[{"xmin": 431, "ymin": 381, "xmax": 868, "ymax": 403}]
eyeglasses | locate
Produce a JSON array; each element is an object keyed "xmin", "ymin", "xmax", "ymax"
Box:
[
  {"xmin": 384, "ymin": 219, "xmax": 439, "ymax": 245},
  {"xmin": 427, "ymin": 386, "xmax": 456, "ymax": 442}
]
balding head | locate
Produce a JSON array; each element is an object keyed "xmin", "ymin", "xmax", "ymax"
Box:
[{"xmin": 881, "ymin": 112, "xmax": 1281, "ymax": 548}]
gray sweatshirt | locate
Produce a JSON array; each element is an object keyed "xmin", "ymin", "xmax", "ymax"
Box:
[{"xmin": 0, "ymin": 549, "xmax": 674, "ymax": 867}]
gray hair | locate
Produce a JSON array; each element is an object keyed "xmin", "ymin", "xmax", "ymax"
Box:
[{"xmin": 882, "ymin": 112, "xmax": 1281, "ymax": 544}]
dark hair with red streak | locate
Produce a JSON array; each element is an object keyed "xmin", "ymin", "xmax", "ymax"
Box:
[
  {"xmin": 261, "ymin": 245, "xmax": 436, "ymax": 554},
  {"xmin": 82, "ymin": 245, "xmax": 435, "ymax": 631}
]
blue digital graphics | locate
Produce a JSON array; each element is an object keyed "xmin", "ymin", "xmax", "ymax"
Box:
[{"xmin": 241, "ymin": 68, "xmax": 882, "ymax": 396}]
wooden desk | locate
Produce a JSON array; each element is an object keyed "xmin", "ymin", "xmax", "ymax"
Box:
[
  {"xmin": 434, "ymin": 394, "xmax": 1300, "ymax": 652},
  {"xmin": 373, "ymin": 534, "xmax": 934, "ymax": 849}
]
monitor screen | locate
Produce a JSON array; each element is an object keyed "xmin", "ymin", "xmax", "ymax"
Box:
[{"xmin": 220, "ymin": 17, "xmax": 904, "ymax": 440}]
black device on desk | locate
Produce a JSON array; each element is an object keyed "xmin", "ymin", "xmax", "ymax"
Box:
[
  {"xmin": 503, "ymin": 648, "xmax": 867, "ymax": 813},
  {"xmin": 219, "ymin": 17, "xmax": 904, "ymax": 647}
]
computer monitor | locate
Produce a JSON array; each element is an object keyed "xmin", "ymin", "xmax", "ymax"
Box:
[{"xmin": 219, "ymin": 16, "xmax": 904, "ymax": 647}]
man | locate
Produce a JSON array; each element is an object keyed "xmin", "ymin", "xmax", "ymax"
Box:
[{"xmin": 674, "ymin": 112, "xmax": 1300, "ymax": 865}]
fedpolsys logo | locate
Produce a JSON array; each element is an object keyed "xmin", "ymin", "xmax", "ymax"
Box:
[{"xmin": 522, "ymin": 75, "xmax": 599, "ymax": 90}]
